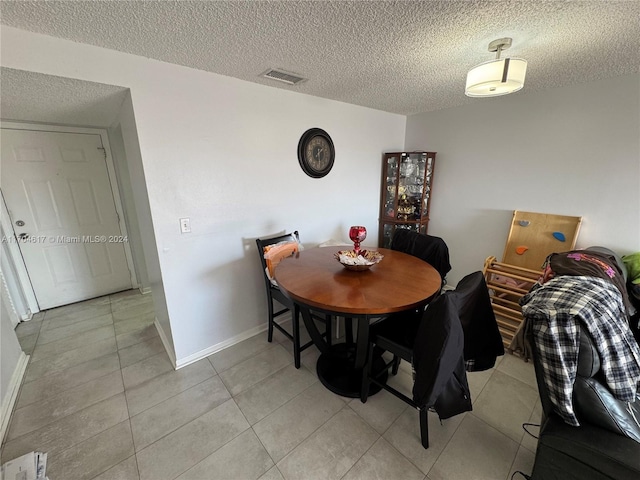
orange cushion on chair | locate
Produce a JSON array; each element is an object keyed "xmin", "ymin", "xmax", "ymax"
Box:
[{"xmin": 263, "ymin": 241, "xmax": 299, "ymax": 280}]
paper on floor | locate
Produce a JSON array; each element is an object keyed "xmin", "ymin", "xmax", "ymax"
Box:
[{"xmin": 1, "ymin": 451, "xmax": 48, "ymax": 480}]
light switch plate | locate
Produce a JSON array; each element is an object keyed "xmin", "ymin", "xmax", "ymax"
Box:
[{"xmin": 180, "ymin": 218, "xmax": 191, "ymax": 233}]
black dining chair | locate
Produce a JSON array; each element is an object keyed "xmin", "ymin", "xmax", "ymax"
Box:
[
  {"xmin": 390, "ymin": 228, "xmax": 451, "ymax": 287},
  {"xmin": 256, "ymin": 231, "xmax": 331, "ymax": 368},
  {"xmin": 360, "ymin": 272, "xmax": 504, "ymax": 448},
  {"xmin": 380, "ymin": 229, "xmax": 452, "ymax": 374}
]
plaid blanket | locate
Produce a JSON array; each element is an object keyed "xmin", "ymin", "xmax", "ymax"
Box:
[{"xmin": 520, "ymin": 276, "xmax": 640, "ymax": 426}]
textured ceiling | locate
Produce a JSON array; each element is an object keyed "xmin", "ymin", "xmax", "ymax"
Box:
[
  {"xmin": 1, "ymin": 1, "xmax": 640, "ymax": 116},
  {"xmin": 0, "ymin": 68, "xmax": 129, "ymax": 127}
]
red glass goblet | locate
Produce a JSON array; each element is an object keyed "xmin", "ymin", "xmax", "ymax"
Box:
[{"xmin": 349, "ymin": 226, "xmax": 367, "ymax": 255}]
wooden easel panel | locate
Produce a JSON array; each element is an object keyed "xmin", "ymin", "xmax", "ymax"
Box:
[{"xmin": 502, "ymin": 211, "xmax": 582, "ymax": 270}]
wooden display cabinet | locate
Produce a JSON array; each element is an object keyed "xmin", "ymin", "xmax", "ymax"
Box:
[{"xmin": 378, "ymin": 151, "xmax": 436, "ymax": 248}]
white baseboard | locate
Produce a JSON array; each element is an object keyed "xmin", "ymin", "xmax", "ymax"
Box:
[
  {"xmin": 1, "ymin": 352, "xmax": 29, "ymax": 444},
  {"xmin": 154, "ymin": 318, "xmax": 177, "ymax": 369},
  {"xmin": 171, "ymin": 313, "xmax": 295, "ymax": 370},
  {"xmin": 174, "ymin": 323, "xmax": 268, "ymax": 370}
]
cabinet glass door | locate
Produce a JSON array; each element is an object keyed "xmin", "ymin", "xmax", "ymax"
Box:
[
  {"xmin": 422, "ymin": 155, "xmax": 434, "ymax": 217},
  {"xmin": 382, "ymin": 224, "xmax": 395, "ymax": 248},
  {"xmin": 382, "ymin": 155, "xmax": 398, "ymax": 219}
]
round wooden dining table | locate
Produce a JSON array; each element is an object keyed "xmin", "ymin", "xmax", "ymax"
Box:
[{"xmin": 274, "ymin": 246, "xmax": 441, "ymax": 398}]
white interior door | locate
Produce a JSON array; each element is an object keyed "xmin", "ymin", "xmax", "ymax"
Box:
[{"xmin": 1, "ymin": 128, "xmax": 133, "ymax": 310}]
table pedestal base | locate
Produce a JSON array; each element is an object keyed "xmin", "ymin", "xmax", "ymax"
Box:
[{"xmin": 316, "ymin": 344, "xmax": 388, "ymax": 398}]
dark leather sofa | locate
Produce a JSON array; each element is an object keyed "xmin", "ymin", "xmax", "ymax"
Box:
[
  {"xmin": 529, "ymin": 312, "xmax": 640, "ymax": 478},
  {"xmin": 524, "ymin": 246, "xmax": 640, "ymax": 479}
]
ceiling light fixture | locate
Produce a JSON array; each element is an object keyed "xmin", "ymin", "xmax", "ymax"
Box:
[{"xmin": 465, "ymin": 38, "xmax": 527, "ymax": 97}]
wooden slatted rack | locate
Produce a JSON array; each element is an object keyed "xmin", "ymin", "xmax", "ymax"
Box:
[{"xmin": 482, "ymin": 256, "xmax": 541, "ymax": 349}]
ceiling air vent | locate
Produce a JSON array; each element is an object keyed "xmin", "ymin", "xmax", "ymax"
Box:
[{"xmin": 261, "ymin": 69, "xmax": 306, "ymax": 85}]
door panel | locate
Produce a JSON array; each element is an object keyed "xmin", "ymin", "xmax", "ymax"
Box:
[
  {"xmin": 1, "ymin": 129, "xmax": 132, "ymax": 309},
  {"xmin": 24, "ymin": 179, "xmax": 63, "ymax": 230}
]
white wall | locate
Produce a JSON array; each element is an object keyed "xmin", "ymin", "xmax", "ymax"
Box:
[
  {"xmin": 0, "ymin": 196, "xmax": 35, "ymax": 321},
  {"xmin": 1, "ymin": 295, "xmax": 25, "ymax": 439},
  {"xmin": 0, "ymin": 298, "xmax": 22, "ymax": 397},
  {"xmin": 406, "ymin": 73, "xmax": 640, "ymax": 284},
  {"xmin": 109, "ymin": 93, "xmax": 174, "ymax": 355},
  {"xmin": 1, "ymin": 27, "xmax": 406, "ymax": 364},
  {"xmin": 1, "ymin": 241, "xmax": 27, "ymax": 325},
  {"xmin": 107, "ymin": 121, "xmax": 150, "ymax": 292}
]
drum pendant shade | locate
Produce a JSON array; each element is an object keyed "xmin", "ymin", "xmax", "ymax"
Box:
[{"xmin": 465, "ymin": 38, "xmax": 527, "ymax": 97}]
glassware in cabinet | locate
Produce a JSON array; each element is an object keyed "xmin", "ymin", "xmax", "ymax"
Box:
[{"xmin": 378, "ymin": 151, "xmax": 436, "ymax": 248}]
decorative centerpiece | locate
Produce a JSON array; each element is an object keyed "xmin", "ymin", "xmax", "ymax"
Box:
[
  {"xmin": 334, "ymin": 249, "xmax": 384, "ymax": 271},
  {"xmin": 336, "ymin": 226, "xmax": 383, "ymax": 270}
]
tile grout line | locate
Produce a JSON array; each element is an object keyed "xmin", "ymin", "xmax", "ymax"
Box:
[
  {"xmin": 335, "ymin": 414, "xmax": 382, "ymax": 480},
  {"xmin": 112, "ymin": 293, "xmax": 148, "ymax": 480},
  {"xmin": 22, "ymin": 309, "xmax": 157, "ymax": 387},
  {"xmin": 3, "ymin": 292, "xmax": 155, "ymax": 479},
  {"xmin": 5, "ymin": 369, "xmax": 126, "ymax": 442},
  {"xmin": 92, "ymin": 417, "xmax": 137, "ymax": 480},
  {"xmin": 3, "ymin": 392, "xmax": 127, "ymax": 459},
  {"xmin": 90, "ymin": 293, "xmax": 145, "ymax": 480},
  {"xmin": 210, "ymin": 340, "xmax": 281, "ymax": 376},
  {"xmin": 22, "ymin": 334, "xmax": 118, "ymax": 384},
  {"xmin": 45, "ymin": 418, "xmax": 131, "ymax": 479},
  {"xmin": 273, "ymin": 402, "xmax": 353, "ymax": 472},
  {"xmin": 217, "ymin": 344, "xmax": 294, "ymax": 398},
  {"xmin": 163, "ymin": 417, "xmax": 253, "ymax": 480},
  {"xmin": 126, "ymin": 374, "xmax": 220, "ymax": 452},
  {"xmin": 28, "ymin": 327, "xmax": 116, "ymax": 365},
  {"xmin": 250, "ymin": 380, "xmax": 349, "ymax": 470},
  {"xmin": 13, "ymin": 355, "xmax": 121, "ymax": 410}
]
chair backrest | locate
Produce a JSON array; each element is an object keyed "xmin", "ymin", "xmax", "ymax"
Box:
[
  {"xmin": 390, "ymin": 229, "xmax": 451, "ymax": 281},
  {"xmin": 256, "ymin": 231, "xmax": 300, "ymax": 288}
]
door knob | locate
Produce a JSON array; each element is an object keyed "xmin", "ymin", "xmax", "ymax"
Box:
[{"xmin": 18, "ymin": 233, "xmax": 29, "ymax": 240}]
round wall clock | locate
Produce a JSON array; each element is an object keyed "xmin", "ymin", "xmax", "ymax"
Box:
[{"xmin": 297, "ymin": 128, "xmax": 335, "ymax": 178}]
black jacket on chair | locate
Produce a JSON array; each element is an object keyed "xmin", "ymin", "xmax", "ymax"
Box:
[
  {"xmin": 363, "ymin": 271, "xmax": 500, "ymax": 448},
  {"xmin": 455, "ymin": 272, "xmax": 505, "ymax": 372},
  {"xmin": 412, "ymin": 292, "xmax": 472, "ymax": 419},
  {"xmin": 411, "ymin": 271, "xmax": 503, "ymax": 418},
  {"xmin": 390, "ymin": 229, "xmax": 451, "ymax": 282}
]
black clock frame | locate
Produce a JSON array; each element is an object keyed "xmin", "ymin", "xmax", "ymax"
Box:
[{"xmin": 297, "ymin": 128, "xmax": 335, "ymax": 178}]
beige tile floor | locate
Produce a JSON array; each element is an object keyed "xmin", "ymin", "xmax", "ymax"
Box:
[{"xmin": 2, "ymin": 290, "xmax": 540, "ymax": 479}]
